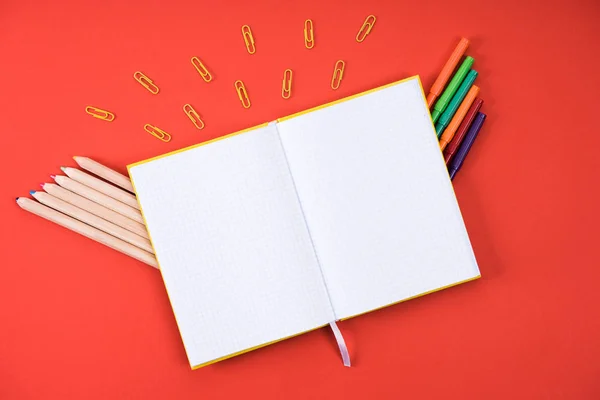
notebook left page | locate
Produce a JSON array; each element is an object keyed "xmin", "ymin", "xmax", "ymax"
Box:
[{"xmin": 128, "ymin": 124, "xmax": 335, "ymax": 368}]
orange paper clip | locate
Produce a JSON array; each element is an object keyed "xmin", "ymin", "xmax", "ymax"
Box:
[
  {"xmin": 241, "ymin": 25, "xmax": 256, "ymax": 54},
  {"xmin": 282, "ymin": 69, "xmax": 293, "ymax": 99},
  {"xmin": 304, "ymin": 19, "xmax": 314, "ymax": 49},
  {"xmin": 133, "ymin": 71, "xmax": 159, "ymax": 94},
  {"xmin": 183, "ymin": 104, "xmax": 205, "ymax": 129},
  {"xmin": 234, "ymin": 80, "xmax": 251, "ymax": 108},
  {"xmin": 85, "ymin": 106, "xmax": 115, "ymax": 122},
  {"xmin": 191, "ymin": 57, "xmax": 212, "ymax": 83},
  {"xmin": 144, "ymin": 124, "xmax": 171, "ymax": 142},
  {"xmin": 331, "ymin": 60, "xmax": 345, "ymax": 90},
  {"xmin": 356, "ymin": 15, "xmax": 376, "ymax": 42}
]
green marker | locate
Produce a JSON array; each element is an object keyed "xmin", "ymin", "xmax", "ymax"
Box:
[
  {"xmin": 435, "ymin": 69, "xmax": 478, "ymax": 137},
  {"xmin": 431, "ymin": 56, "xmax": 474, "ymax": 124}
]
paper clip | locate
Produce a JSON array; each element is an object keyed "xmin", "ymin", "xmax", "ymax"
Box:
[
  {"xmin": 356, "ymin": 15, "xmax": 376, "ymax": 43},
  {"xmin": 133, "ymin": 71, "xmax": 159, "ymax": 94},
  {"xmin": 234, "ymin": 80, "xmax": 251, "ymax": 108},
  {"xmin": 241, "ymin": 25, "xmax": 256, "ymax": 54},
  {"xmin": 85, "ymin": 106, "xmax": 115, "ymax": 122},
  {"xmin": 191, "ymin": 57, "xmax": 212, "ymax": 83},
  {"xmin": 183, "ymin": 104, "xmax": 205, "ymax": 129},
  {"xmin": 143, "ymin": 124, "xmax": 171, "ymax": 142},
  {"xmin": 282, "ymin": 69, "xmax": 293, "ymax": 99},
  {"xmin": 304, "ymin": 19, "xmax": 314, "ymax": 49},
  {"xmin": 331, "ymin": 60, "xmax": 345, "ymax": 90}
]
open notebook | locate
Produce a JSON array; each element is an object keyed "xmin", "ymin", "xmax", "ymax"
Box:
[{"xmin": 128, "ymin": 76, "xmax": 481, "ymax": 369}]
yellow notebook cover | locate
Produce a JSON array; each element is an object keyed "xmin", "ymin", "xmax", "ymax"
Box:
[{"xmin": 128, "ymin": 76, "xmax": 481, "ymax": 368}]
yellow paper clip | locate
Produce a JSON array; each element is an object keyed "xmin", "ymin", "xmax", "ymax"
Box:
[
  {"xmin": 304, "ymin": 19, "xmax": 314, "ymax": 49},
  {"xmin": 331, "ymin": 60, "xmax": 345, "ymax": 90},
  {"xmin": 234, "ymin": 80, "xmax": 251, "ymax": 108},
  {"xmin": 281, "ymin": 69, "xmax": 293, "ymax": 99},
  {"xmin": 241, "ymin": 25, "xmax": 256, "ymax": 54},
  {"xmin": 144, "ymin": 124, "xmax": 171, "ymax": 142},
  {"xmin": 356, "ymin": 15, "xmax": 376, "ymax": 42},
  {"xmin": 191, "ymin": 57, "xmax": 212, "ymax": 83},
  {"xmin": 85, "ymin": 106, "xmax": 115, "ymax": 122},
  {"xmin": 133, "ymin": 71, "xmax": 159, "ymax": 94},
  {"xmin": 183, "ymin": 104, "xmax": 205, "ymax": 129}
]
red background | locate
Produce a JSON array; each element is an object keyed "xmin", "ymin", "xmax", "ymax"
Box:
[{"xmin": 1, "ymin": 0, "xmax": 599, "ymax": 398}]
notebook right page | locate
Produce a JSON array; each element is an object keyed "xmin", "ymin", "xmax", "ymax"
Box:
[{"xmin": 277, "ymin": 77, "xmax": 481, "ymax": 320}]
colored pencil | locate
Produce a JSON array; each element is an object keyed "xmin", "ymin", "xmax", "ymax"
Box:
[
  {"xmin": 61, "ymin": 166, "xmax": 140, "ymax": 210},
  {"xmin": 16, "ymin": 197, "xmax": 157, "ymax": 268},
  {"xmin": 73, "ymin": 156, "xmax": 135, "ymax": 193},
  {"xmin": 53, "ymin": 175, "xmax": 144, "ymax": 224},
  {"xmin": 41, "ymin": 183, "xmax": 149, "ymax": 239},
  {"xmin": 31, "ymin": 191, "xmax": 153, "ymax": 253}
]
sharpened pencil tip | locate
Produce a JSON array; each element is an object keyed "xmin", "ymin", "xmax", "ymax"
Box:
[
  {"xmin": 16, "ymin": 197, "xmax": 19, "ymax": 202},
  {"xmin": 40, "ymin": 183, "xmax": 45, "ymax": 189},
  {"xmin": 50, "ymin": 175, "xmax": 56, "ymax": 180},
  {"xmin": 30, "ymin": 190, "xmax": 36, "ymax": 196},
  {"xmin": 73, "ymin": 156, "xmax": 79, "ymax": 160},
  {"xmin": 60, "ymin": 166, "xmax": 66, "ymax": 172}
]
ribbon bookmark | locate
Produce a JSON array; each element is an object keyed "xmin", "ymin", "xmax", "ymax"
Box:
[{"xmin": 329, "ymin": 321, "xmax": 351, "ymax": 367}]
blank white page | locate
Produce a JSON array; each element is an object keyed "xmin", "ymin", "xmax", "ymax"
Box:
[
  {"xmin": 277, "ymin": 77, "xmax": 480, "ymax": 319},
  {"xmin": 129, "ymin": 124, "xmax": 334, "ymax": 368}
]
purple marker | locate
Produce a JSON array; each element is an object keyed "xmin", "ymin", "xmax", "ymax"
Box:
[{"xmin": 448, "ymin": 112, "xmax": 487, "ymax": 180}]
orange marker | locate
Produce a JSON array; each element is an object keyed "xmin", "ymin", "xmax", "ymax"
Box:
[
  {"xmin": 439, "ymin": 85, "xmax": 479, "ymax": 152},
  {"xmin": 426, "ymin": 38, "xmax": 469, "ymax": 108}
]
